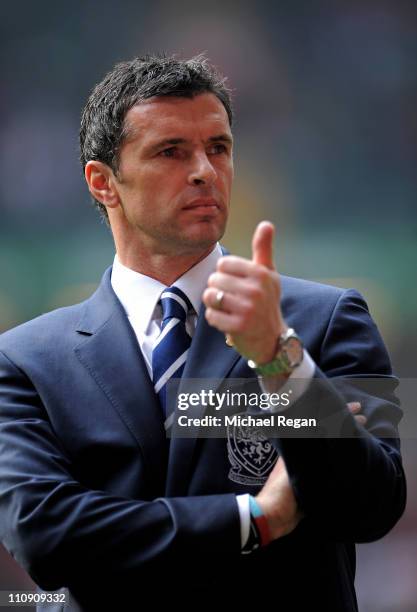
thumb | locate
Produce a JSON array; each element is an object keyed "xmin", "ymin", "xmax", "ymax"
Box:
[{"xmin": 252, "ymin": 221, "xmax": 275, "ymax": 269}]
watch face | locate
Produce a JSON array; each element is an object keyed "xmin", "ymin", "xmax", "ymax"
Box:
[{"xmin": 284, "ymin": 337, "xmax": 303, "ymax": 368}]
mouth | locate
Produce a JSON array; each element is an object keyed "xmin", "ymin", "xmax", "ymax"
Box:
[{"xmin": 182, "ymin": 198, "xmax": 220, "ymax": 211}]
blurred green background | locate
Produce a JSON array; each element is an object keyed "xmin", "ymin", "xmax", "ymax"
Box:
[{"xmin": 1, "ymin": 1, "xmax": 416, "ymax": 610}]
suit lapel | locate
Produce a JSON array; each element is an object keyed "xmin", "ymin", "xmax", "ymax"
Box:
[
  {"xmin": 74, "ymin": 268, "xmax": 168, "ymax": 496},
  {"xmin": 165, "ymin": 304, "xmax": 241, "ymax": 495}
]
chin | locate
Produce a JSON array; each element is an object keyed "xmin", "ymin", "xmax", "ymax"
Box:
[{"xmin": 183, "ymin": 225, "xmax": 224, "ymax": 249}]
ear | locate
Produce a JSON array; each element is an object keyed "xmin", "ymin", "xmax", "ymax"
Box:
[{"xmin": 84, "ymin": 160, "xmax": 120, "ymax": 209}]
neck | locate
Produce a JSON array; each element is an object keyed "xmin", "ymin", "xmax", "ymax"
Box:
[{"xmin": 115, "ymin": 244, "xmax": 215, "ymax": 285}]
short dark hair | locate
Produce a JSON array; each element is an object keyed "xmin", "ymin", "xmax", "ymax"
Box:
[{"xmin": 79, "ymin": 53, "xmax": 233, "ymax": 221}]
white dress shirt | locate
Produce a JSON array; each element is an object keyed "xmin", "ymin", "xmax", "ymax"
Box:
[{"xmin": 111, "ymin": 244, "xmax": 314, "ymax": 547}]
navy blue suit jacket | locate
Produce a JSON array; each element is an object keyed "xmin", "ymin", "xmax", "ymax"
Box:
[{"xmin": 0, "ymin": 267, "xmax": 406, "ymax": 610}]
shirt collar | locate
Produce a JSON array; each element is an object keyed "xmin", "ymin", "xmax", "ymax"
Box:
[{"xmin": 111, "ymin": 244, "xmax": 223, "ymax": 333}]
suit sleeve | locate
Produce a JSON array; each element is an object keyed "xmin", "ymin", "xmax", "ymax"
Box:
[
  {"xmin": 0, "ymin": 350, "xmax": 240, "ymax": 590},
  {"xmin": 273, "ymin": 289, "xmax": 406, "ymax": 542}
]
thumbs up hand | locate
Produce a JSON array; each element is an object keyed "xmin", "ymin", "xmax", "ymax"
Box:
[{"xmin": 202, "ymin": 221, "xmax": 287, "ymax": 365}]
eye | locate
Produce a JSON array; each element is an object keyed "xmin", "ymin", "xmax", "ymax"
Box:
[
  {"xmin": 159, "ymin": 147, "xmax": 177, "ymax": 158},
  {"xmin": 208, "ymin": 143, "xmax": 228, "ymax": 155}
]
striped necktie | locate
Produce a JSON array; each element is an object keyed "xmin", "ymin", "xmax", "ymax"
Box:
[{"xmin": 152, "ymin": 286, "xmax": 193, "ymax": 420}]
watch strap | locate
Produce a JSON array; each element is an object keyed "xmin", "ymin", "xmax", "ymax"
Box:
[{"xmin": 248, "ymin": 327, "xmax": 303, "ymax": 377}]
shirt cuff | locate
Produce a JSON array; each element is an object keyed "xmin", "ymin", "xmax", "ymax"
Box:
[
  {"xmin": 236, "ymin": 493, "xmax": 251, "ymax": 548},
  {"xmin": 258, "ymin": 349, "xmax": 315, "ymax": 409}
]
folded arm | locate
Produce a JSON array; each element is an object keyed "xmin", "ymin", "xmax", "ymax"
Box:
[{"xmin": 0, "ymin": 351, "xmax": 240, "ymax": 590}]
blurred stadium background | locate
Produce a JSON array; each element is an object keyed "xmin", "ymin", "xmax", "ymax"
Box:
[{"xmin": 0, "ymin": 1, "xmax": 416, "ymax": 610}]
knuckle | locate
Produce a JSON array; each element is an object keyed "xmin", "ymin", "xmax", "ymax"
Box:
[
  {"xmin": 244, "ymin": 303, "xmax": 256, "ymax": 319},
  {"xmin": 271, "ymin": 271, "xmax": 281, "ymax": 287},
  {"xmin": 217, "ymin": 257, "xmax": 228, "ymax": 272},
  {"xmin": 208, "ymin": 273, "xmax": 219, "ymax": 287},
  {"xmin": 239, "ymin": 300, "xmax": 252, "ymax": 315},
  {"xmin": 258, "ymin": 267, "xmax": 269, "ymax": 282},
  {"xmin": 247, "ymin": 284, "xmax": 262, "ymax": 300},
  {"xmin": 253, "ymin": 265, "xmax": 268, "ymax": 282}
]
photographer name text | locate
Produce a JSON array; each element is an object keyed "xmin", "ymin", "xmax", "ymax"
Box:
[{"xmin": 177, "ymin": 414, "xmax": 317, "ymax": 429}]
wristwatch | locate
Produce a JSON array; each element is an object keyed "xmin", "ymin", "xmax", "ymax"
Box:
[{"xmin": 248, "ymin": 328, "xmax": 304, "ymax": 377}]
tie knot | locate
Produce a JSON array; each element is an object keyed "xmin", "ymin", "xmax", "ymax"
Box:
[{"xmin": 160, "ymin": 287, "xmax": 192, "ymax": 324}]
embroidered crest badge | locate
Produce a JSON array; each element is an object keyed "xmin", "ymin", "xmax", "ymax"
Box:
[{"xmin": 227, "ymin": 417, "xmax": 278, "ymax": 485}]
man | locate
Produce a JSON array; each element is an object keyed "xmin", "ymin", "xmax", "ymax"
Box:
[{"xmin": 0, "ymin": 55, "xmax": 406, "ymax": 610}]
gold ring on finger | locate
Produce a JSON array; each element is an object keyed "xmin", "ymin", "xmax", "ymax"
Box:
[{"xmin": 214, "ymin": 290, "xmax": 225, "ymax": 310}]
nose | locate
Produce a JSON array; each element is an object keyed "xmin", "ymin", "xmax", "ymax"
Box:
[{"xmin": 188, "ymin": 151, "xmax": 217, "ymax": 186}]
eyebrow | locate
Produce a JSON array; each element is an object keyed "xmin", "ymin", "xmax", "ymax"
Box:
[
  {"xmin": 145, "ymin": 133, "xmax": 233, "ymax": 155},
  {"xmin": 207, "ymin": 133, "xmax": 234, "ymax": 145}
]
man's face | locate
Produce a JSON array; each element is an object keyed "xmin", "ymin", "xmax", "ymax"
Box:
[{"xmin": 111, "ymin": 92, "xmax": 234, "ymax": 256}]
